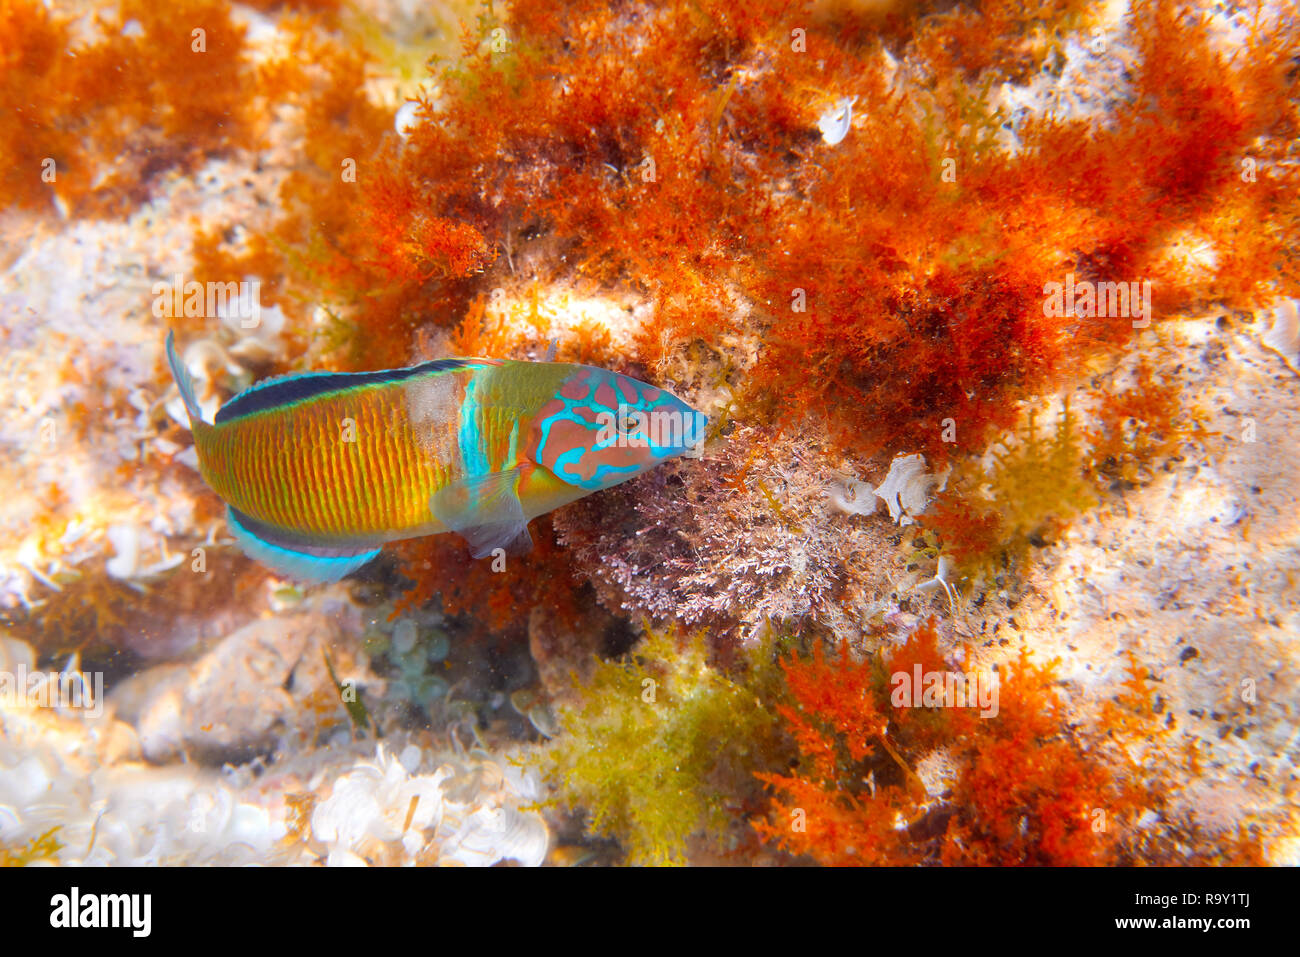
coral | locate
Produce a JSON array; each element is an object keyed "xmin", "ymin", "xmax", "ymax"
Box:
[
  {"xmin": 308, "ymin": 743, "xmax": 549, "ymax": 867},
  {"xmin": 542, "ymin": 623, "xmax": 786, "ymax": 865}
]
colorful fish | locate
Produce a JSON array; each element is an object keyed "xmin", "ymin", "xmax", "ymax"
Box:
[{"xmin": 165, "ymin": 331, "xmax": 706, "ymax": 582}]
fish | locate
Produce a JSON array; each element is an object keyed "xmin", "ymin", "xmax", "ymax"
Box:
[{"xmin": 165, "ymin": 331, "xmax": 707, "ymax": 582}]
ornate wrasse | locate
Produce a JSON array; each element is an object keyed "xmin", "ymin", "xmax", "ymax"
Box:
[{"xmin": 165, "ymin": 331, "xmax": 707, "ymax": 582}]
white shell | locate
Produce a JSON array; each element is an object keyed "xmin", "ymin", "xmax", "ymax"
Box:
[
  {"xmin": 818, "ymin": 96, "xmax": 857, "ymax": 146},
  {"xmin": 874, "ymin": 453, "xmax": 943, "ymax": 524},
  {"xmin": 828, "ymin": 477, "xmax": 878, "ymax": 516},
  {"xmin": 395, "ymin": 100, "xmax": 422, "ymax": 138},
  {"xmin": 1260, "ymin": 298, "xmax": 1300, "ymax": 375}
]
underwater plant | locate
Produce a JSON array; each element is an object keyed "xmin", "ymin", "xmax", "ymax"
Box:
[
  {"xmin": 0, "ymin": 0, "xmax": 254, "ymax": 216},
  {"xmin": 2, "ymin": 0, "xmax": 1295, "ymax": 870},
  {"xmin": 925, "ymin": 397, "xmax": 1097, "ymax": 580},
  {"xmin": 1084, "ymin": 357, "xmax": 1198, "ymax": 487},
  {"xmin": 543, "ymin": 623, "xmax": 786, "ymax": 865},
  {"xmin": 754, "ymin": 621, "xmax": 1269, "ymax": 865},
  {"xmin": 172, "ymin": 0, "xmax": 1300, "ymax": 642}
]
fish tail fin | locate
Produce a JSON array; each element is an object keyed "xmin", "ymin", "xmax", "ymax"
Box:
[{"xmin": 165, "ymin": 329, "xmax": 206, "ymax": 426}]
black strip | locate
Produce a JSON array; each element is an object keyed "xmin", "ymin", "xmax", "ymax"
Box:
[
  {"xmin": 215, "ymin": 358, "xmax": 473, "ymax": 424},
  {"xmin": 229, "ymin": 507, "xmax": 378, "ymax": 555}
]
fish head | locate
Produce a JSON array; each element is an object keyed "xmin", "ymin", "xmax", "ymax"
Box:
[{"xmin": 530, "ymin": 366, "xmax": 708, "ymax": 491}]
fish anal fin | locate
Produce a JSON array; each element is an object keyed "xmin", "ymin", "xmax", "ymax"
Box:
[
  {"xmin": 431, "ymin": 468, "xmax": 533, "ymax": 559},
  {"xmin": 227, "ymin": 507, "xmax": 381, "ymax": 583}
]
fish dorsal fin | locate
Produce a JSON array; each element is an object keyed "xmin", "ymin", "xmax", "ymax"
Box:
[
  {"xmin": 215, "ymin": 357, "xmax": 494, "ymax": 424},
  {"xmin": 430, "ymin": 467, "xmax": 533, "ymax": 559},
  {"xmin": 165, "ymin": 330, "xmax": 207, "ymax": 426}
]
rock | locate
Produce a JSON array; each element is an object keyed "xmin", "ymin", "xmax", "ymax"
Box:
[{"xmin": 109, "ymin": 611, "xmax": 353, "ymax": 764}]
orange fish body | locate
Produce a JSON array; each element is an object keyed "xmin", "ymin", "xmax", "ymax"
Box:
[{"xmin": 166, "ymin": 332, "xmax": 706, "ymax": 581}]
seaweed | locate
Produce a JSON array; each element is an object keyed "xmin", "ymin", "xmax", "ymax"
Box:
[
  {"xmin": 542, "ymin": 622, "xmax": 785, "ymax": 865},
  {"xmin": 1085, "ymin": 358, "xmax": 1198, "ymax": 487},
  {"xmin": 753, "ymin": 621, "xmax": 1267, "ymax": 865},
  {"xmin": 0, "ymin": 0, "xmax": 254, "ymax": 216},
  {"xmin": 925, "ymin": 397, "xmax": 1096, "ymax": 580}
]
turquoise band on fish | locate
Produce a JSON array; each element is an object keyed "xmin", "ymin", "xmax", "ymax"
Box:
[{"xmin": 165, "ymin": 332, "xmax": 707, "ymax": 583}]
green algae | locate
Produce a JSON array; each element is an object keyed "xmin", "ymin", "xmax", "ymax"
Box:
[
  {"xmin": 930, "ymin": 396, "xmax": 1097, "ymax": 580},
  {"xmin": 542, "ymin": 623, "xmax": 785, "ymax": 866}
]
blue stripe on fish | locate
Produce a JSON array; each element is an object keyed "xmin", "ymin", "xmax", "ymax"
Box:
[
  {"xmin": 457, "ymin": 371, "xmax": 490, "ymax": 484},
  {"xmin": 226, "ymin": 507, "xmax": 382, "ymax": 583}
]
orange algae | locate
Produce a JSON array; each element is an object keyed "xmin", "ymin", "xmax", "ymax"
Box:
[
  {"xmin": 4, "ymin": 0, "xmax": 1295, "ymax": 448},
  {"xmin": 1084, "ymin": 357, "xmax": 1199, "ymax": 486},
  {"xmin": 754, "ymin": 622, "xmax": 1267, "ymax": 865},
  {"xmin": 0, "ymin": 0, "xmax": 253, "ymax": 217},
  {"xmin": 206, "ymin": 0, "xmax": 1298, "ymax": 459},
  {"xmin": 0, "ymin": 0, "xmax": 1288, "ymax": 870},
  {"xmin": 391, "ymin": 515, "xmax": 587, "ymax": 641},
  {"xmin": 133, "ymin": 0, "xmax": 1300, "ymax": 624}
]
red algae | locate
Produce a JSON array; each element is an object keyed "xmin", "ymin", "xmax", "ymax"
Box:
[
  {"xmin": 188, "ymin": 0, "xmax": 1297, "ymax": 468},
  {"xmin": 755, "ymin": 621, "xmax": 1268, "ymax": 864},
  {"xmin": 0, "ymin": 0, "xmax": 254, "ymax": 216}
]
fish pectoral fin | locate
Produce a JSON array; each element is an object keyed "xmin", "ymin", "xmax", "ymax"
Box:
[
  {"xmin": 227, "ymin": 507, "xmax": 381, "ymax": 583},
  {"xmin": 431, "ymin": 467, "xmax": 533, "ymax": 560}
]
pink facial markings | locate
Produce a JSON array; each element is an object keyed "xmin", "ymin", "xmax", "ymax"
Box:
[
  {"xmin": 594, "ymin": 381, "xmax": 618, "ymax": 409},
  {"xmin": 532, "ymin": 367, "xmax": 656, "ymax": 489}
]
